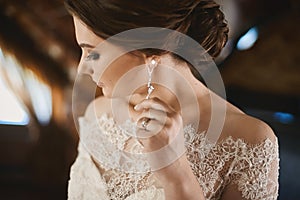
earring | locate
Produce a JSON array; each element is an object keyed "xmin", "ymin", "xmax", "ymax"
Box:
[{"xmin": 146, "ymin": 58, "xmax": 158, "ymax": 99}]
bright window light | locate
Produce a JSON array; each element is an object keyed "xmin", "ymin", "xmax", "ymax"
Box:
[
  {"xmin": 0, "ymin": 79, "xmax": 29, "ymax": 125},
  {"xmin": 236, "ymin": 27, "xmax": 259, "ymax": 51},
  {"xmin": 25, "ymin": 71, "xmax": 52, "ymax": 125},
  {"xmin": 0, "ymin": 48, "xmax": 52, "ymax": 126}
]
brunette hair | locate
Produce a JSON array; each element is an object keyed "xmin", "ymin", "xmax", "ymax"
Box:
[{"xmin": 65, "ymin": 0, "xmax": 228, "ymax": 58}]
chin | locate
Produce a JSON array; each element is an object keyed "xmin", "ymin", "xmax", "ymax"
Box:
[
  {"xmin": 102, "ymin": 88, "xmax": 113, "ymax": 98},
  {"xmin": 103, "ymin": 87, "xmax": 133, "ymax": 99}
]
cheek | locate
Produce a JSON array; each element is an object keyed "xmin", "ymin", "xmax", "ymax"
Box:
[
  {"xmin": 103, "ymin": 55, "xmax": 141, "ymax": 83},
  {"xmin": 101, "ymin": 63, "xmax": 126, "ymax": 85},
  {"xmin": 90, "ymin": 59, "xmax": 114, "ymax": 83},
  {"xmin": 95, "ymin": 55, "xmax": 145, "ymax": 99}
]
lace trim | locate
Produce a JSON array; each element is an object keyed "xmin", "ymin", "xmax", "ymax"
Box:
[
  {"xmin": 78, "ymin": 114, "xmax": 153, "ymax": 200},
  {"xmin": 185, "ymin": 125, "xmax": 279, "ymax": 200},
  {"xmin": 79, "ymin": 114, "xmax": 149, "ymax": 172},
  {"xmin": 73, "ymin": 114, "xmax": 279, "ymax": 200}
]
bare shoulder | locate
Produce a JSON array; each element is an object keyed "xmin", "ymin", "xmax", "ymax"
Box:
[
  {"xmin": 224, "ymin": 112, "xmax": 277, "ymax": 145},
  {"xmin": 84, "ymin": 96, "xmax": 112, "ymax": 121}
]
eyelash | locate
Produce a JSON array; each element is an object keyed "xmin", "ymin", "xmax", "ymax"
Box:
[{"xmin": 85, "ymin": 52, "xmax": 100, "ymax": 61}]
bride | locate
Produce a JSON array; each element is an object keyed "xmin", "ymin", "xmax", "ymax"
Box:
[{"xmin": 65, "ymin": 0, "xmax": 279, "ymax": 199}]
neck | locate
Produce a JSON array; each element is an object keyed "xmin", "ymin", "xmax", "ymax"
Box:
[{"xmin": 130, "ymin": 54, "xmax": 209, "ymax": 121}]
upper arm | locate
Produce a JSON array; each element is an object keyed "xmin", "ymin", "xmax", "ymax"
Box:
[
  {"xmin": 220, "ymin": 184, "xmax": 246, "ymax": 200},
  {"xmin": 221, "ymin": 115, "xmax": 279, "ymax": 200},
  {"xmin": 221, "ymin": 154, "xmax": 279, "ymax": 200},
  {"xmin": 68, "ymin": 141, "xmax": 109, "ymax": 199},
  {"xmin": 231, "ymin": 114, "xmax": 277, "ymax": 144}
]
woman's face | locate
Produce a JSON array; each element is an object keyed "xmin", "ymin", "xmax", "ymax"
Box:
[{"xmin": 73, "ymin": 16, "xmax": 145, "ymax": 98}]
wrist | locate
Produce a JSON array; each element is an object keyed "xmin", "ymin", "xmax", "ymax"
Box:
[
  {"xmin": 153, "ymin": 155, "xmax": 205, "ymax": 199},
  {"xmin": 162, "ymin": 175, "xmax": 204, "ymax": 200},
  {"xmin": 154, "ymin": 154, "xmax": 197, "ymax": 186}
]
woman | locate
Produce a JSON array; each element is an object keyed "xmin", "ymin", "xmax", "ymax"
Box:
[{"xmin": 66, "ymin": 0, "xmax": 279, "ymax": 199}]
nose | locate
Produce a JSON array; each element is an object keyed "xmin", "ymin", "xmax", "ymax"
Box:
[{"xmin": 77, "ymin": 58, "xmax": 94, "ymax": 76}]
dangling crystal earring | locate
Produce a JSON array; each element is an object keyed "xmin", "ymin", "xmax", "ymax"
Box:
[{"xmin": 146, "ymin": 58, "xmax": 158, "ymax": 99}]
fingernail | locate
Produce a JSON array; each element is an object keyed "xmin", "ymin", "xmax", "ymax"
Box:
[{"xmin": 134, "ymin": 104, "xmax": 140, "ymax": 110}]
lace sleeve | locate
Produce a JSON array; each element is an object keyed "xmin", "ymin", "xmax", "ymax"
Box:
[
  {"xmin": 67, "ymin": 142, "xmax": 109, "ymax": 200},
  {"xmin": 224, "ymin": 137, "xmax": 279, "ymax": 200}
]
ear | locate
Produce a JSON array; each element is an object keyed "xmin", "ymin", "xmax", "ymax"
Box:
[{"xmin": 129, "ymin": 50, "xmax": 147, "ymax": 62}]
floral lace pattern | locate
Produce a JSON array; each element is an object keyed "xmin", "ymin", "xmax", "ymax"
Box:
[
  {"xmin": 68, "ymin": 114, "xmax": 279, "ymax": 200},
  {"xmin": 184, "ymin": 125, "xmax": 279, "ymax": 200}
]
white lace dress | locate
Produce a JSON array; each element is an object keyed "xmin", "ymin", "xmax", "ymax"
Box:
[{"xmin": 68, "ymin": 114, "xmax": 279, "ymax": 200}]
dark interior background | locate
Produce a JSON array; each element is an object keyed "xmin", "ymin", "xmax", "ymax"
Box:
[{"xmin": 0, "ymin": 0, "xmax": 299, "ymax": 199}]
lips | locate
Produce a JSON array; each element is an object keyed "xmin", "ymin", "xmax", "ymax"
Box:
[
  {"xmin": 97, "ymin": 81, "xmax": 105, "ymax": 87},
  {"xmin": 92, "ymin": 77, "xmax": 105, "ymax": 87}
]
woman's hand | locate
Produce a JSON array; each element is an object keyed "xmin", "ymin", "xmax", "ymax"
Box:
[
  {"xmin": 133, "ymin": 97, "xmax": 204, "ymax": 200},
  {"xmin": 134, "ymin": 97, "xmax": 183, "ymax": 152}
]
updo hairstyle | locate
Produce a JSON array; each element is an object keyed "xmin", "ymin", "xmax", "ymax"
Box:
[{"xmin": 65, "ymin": 0, "xmax": 228, "ymax": 59}]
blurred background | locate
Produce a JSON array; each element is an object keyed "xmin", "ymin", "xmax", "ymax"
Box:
[{"xmin": 0, "ymin": 0, "xmax": 299, "ymax": 199}]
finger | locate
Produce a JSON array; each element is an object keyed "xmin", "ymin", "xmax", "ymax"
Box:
[
  {"xmin": 134, "ymin": 97, "xmax": 173, "ymax": 113},
  {"xmin": 136, "ymin": 118, "xmax": 164, "ymax": 138},
  {"xmin": 137, "ymin": 108, "xmax": 168, "ymax": 124}
]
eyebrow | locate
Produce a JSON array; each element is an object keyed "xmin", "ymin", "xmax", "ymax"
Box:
[{"xmin": 79, "ymin": 43, "xmax": 95, "ymax": 48}]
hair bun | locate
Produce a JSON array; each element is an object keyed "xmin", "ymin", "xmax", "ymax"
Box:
[{"xmin": 185, "ymin": 1, "xmax": 229, "ymax": 58}]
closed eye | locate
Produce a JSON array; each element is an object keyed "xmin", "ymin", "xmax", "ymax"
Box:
[{"xmin": 85, "ymin": 52, "xmax": 100, "ymax": 61}]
